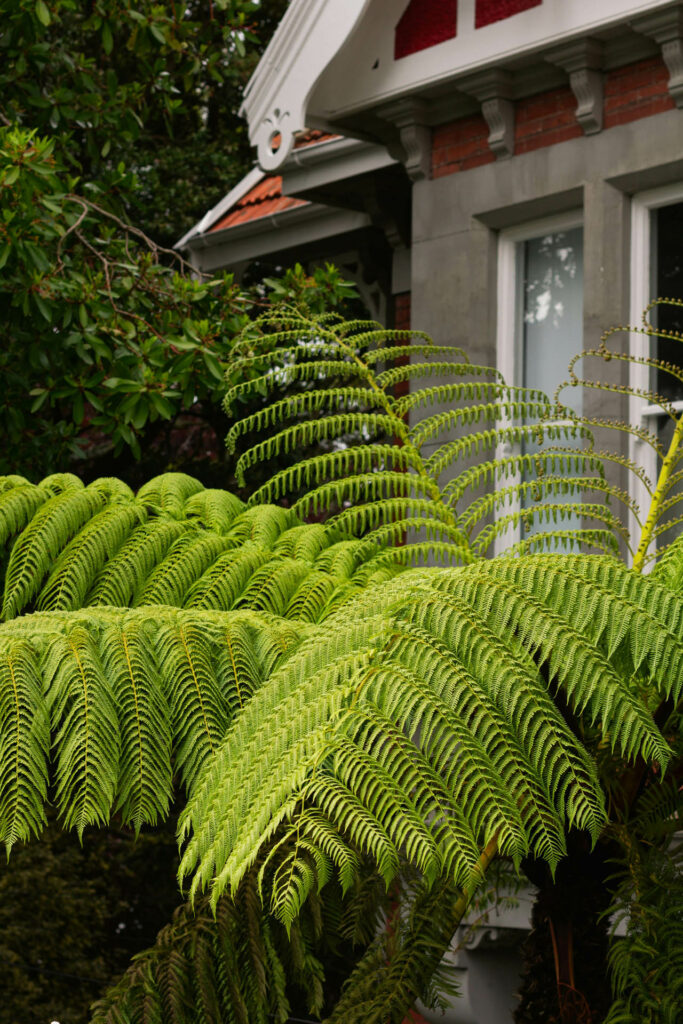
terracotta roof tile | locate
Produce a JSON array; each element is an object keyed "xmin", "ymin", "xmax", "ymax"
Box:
[
  {"xmin": 207, "ymin": 132, "xmax": 338, "ymax": 233},
  {"xmin": 211, "ymin": 192, "xmax": 306, "ymax": 230}
]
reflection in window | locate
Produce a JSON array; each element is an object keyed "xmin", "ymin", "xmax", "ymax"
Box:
[
  {"xmin": 516, "ymin": 227, "xmax": 584, "ymax": 540},
  {"xmin": 519, "ymin": 227, "xmax": 584, "ymax": 407}
]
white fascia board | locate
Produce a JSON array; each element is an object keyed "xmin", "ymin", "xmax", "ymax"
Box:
[
  {"xmin": 310, "ymin": 0, "xmax": 676, "ymax": 120},
  {"xmin": 175, "ymin": 166, "xmax": 265, "ymax": 250},
  {"xmin": 282, "ymin": 136, "xmax": 397, "ymax": 198},
  {"xmin": 240, "ymin": 0, "xmax": 372, "ymax": 172},
  {"xmin": 183, "ymin": 203, "xmax": 372, "ymax": 275}
]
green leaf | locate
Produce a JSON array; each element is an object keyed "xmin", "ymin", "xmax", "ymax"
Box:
[
  {"xmin": 202, "ymin": 350, "xmax": 224, "ymax": 382},
  {"xmin": 102, "ymin": 23, "xmax": 113, "ymax": 55},
  {"xmin": 35, "ymin": 0, "xmax": 51, "ymax": 27}
]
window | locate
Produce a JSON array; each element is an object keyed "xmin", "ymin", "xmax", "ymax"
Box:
[
  {"xmin": 630, "ymin": 184, "xmax": 683, "ymax": 553},
  {"xmin": 496, "ymin": 213, "xmax": 584, "ymax": 551}
]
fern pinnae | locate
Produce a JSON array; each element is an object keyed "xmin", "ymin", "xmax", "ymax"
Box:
[
  {"xmin": 0, "ymin": 638, "xmax": 49, "ymax": 850},
  {"xmin": 2, "ymin": 482, "xmax": 113, "ymax": 620},
  {"xmin": 235, "ymin": 413, "xmax": 398, "ymax": 486},
  {"xmin": 183, "ymin": 488, "xmax": 245, "ymax": 534},
  {"xmin": 157, "ymin": 615, "xmax": 229, "ymax": 793},
  {"xmin": 292, "ymin": 472, "xmax": 435, "ymax": 519},
  {"xmin": 225, "ymin": 387, "xmax": 383, "ymax": 453},
  {"xmin": 102, "ymin": 620, "xmax": 173, "ymax": 832},
  {"xmin": 247, "ymin": 445, "xmax": 419, "ymax": 507},
  {"xmin": 0, "ymin": 480, "xmax": 52, "ymax": 548},
  {"xmin": 45, "ymin": 624, "xmax": 121, "ymax": 835},
  {"xmin": 183, "ymin": 545, "xmax": 270, "ymax": 611},
  {"xmin": 86, "ymin": 516, "xmax": 189, "ymax": 607},
  {"xmin": 137, "ymin": 532, "xmax": 234, "ymax": 608},
  {"xmin": 137, "ymin": 472, "xmax": 204, "ymax": 518},
  {"xmin": 36, "ymin": 500, "xmax": 147, "ymax": 611}
]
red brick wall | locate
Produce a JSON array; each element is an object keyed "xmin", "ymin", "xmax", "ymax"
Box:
[
  {"xmin": 394, "ymin": 291, "xmax": 412, "ymax": 331},
  {"xmin": 395, "ymin": 0, "xmax": 457, "ymax": 60},
  {"xmin": 475, "ymin": 0, "xmax": 542, "ymax": 29},
  {"xmin": 515, "ymin": 86, "xmax": 582, "ymax": 154},
  {"xmin": 432, "ymin": 115, "xmax": 495, "ymax": 178},
  {"xmin": 393, "ymin": 292, "xmax": 411, "ymax": 407},
  {"xmin": 432, "ymin": 56, "xmax": 674, "ymax": 178},
  {"xmin": 604, "ymin": 56, "xmax": 674, "ymax": 128}
]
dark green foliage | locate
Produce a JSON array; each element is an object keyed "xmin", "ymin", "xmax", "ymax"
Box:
[
  {"xmin": 4, "ymin": 302, "xmax": 683, "ymax": 1022},
  {"xmin": 0, "ymin": 128, "xmax": 357, "ymax": 479},
  {"xmin": 0, "ymin": 815, "xmax": 179, "ymax": 1024},
  {"xmin": 0, "ymin": 0, "xmax": 287, "ymax": 248}
]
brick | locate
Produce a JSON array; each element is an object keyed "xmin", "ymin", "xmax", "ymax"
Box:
[
  {"xmin": 475, "ymin": 0, "xmax": 542, "ymax": 29},
  {"xmin": 395, "ymin": 0, "xmax": 457, "ymax": 60}
]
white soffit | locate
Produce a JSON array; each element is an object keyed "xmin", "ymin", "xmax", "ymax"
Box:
[
  {"xmin": 282, "ymin": 135, "xmax": 398, "ymax": 197},
  {"xmin": 311, "ymin": 0, "xmax": 676, "ymax": 119},
  {"xmin": 240, "ymin": 0, "xmax": 373, "ymax": 173}
]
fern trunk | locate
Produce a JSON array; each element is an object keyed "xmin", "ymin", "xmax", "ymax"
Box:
[{"xmin": 515, "ymin": 835, "xmax": 613, "ymax": 1024}]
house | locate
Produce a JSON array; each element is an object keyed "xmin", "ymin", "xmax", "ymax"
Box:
[{"xmin": 177, "ymin": 1, "xmax": 683, "ymax": 1019}]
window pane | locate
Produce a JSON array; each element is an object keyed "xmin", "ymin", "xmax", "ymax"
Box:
[
  {"xmin": 653, "ymin": 202, "xmax": 683, "ymax": 402},
  {"xmin": 520, "ymin": 226, "xmax": 584, "ymax": 405},
  {"xmin": 517, "ymin": 227, "xmax": 584, "ymax": 543},
  {"xmin": 652, "ymin": 201, "xmax": 683, "ymax": 549}
]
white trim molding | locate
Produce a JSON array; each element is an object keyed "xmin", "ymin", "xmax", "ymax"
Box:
[
  {"xmin": 629, "ymin": 180, "xmax": 683, "ymax": 555},
  {"xmin": 175, "ymin": 166, "xmax": 264, "ymax": 250},
  {"xmin": 239, "ymin": 0, "xmax": 372, "ymax": 171}
]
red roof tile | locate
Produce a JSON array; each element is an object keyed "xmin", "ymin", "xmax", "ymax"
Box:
[{"xmin": 208, "ymin": 132, "xmax": 338, "ymax": 233}]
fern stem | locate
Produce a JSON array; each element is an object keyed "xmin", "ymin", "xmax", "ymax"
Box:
[{"xmin": 632, "ymin": 411, "xmax": 683, "ymax": 572}]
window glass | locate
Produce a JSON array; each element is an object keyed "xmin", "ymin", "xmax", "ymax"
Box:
[
  {"xmin": 516, "ymin": 226, "xmax": 584, "ymax": 541},
  {"xmin": 650, "ymin": 202, "xmax": 683, "ymax": 549},
  {"xmin": 520, "ymin": 226, "xmax": 584, "ymax": 405},
  {"xmin": 652, "ymin": 202, "xmax": 683, "ymax": 402}
]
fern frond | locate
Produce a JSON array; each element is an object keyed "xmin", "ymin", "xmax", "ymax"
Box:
[
  {"xmin": 226, "ymin": 387, "xmax": 383, "ymax": 453},
  {"xmin": 37, "ymin": 501, "xmax": 147, "ymax": 611},
  {"xmin": 0, "ymin": 639, "xmax": 49, "ymax": 851},
  {"xmin": 292, "ymin": 472, "xmax": 435, "ymax": 519},
  {"xmin": 246, "ymin": 446, "xmax": 419, "ymax": 507},
  {"xmin": 101, "ymin": 620, "xmax": 173, "ymax": 833},
  {"xmin": 183, "ymin": 488, "xmax": 245, "ymax": 533},
  {"xmin": 179, "ymin": 557, "xmax": 677, "ymax": 911},
  {"xmin": 137, "ymin": 472, "xmax": 204, "ymax": 517},
  {"xmin": 2, "ymin": 480, "xmax": 121, "ymax": 620},
  {"xmin": 87, "ymin": 517, "xmax": 190, "ymax": 607},
  {"xmin": 136, "ymin": 533, "xmax": 234, "ymax": 607},
  {"xmin": 91, "ymin": 879, "xmax": 326, "ymax": 1024},
  {"xmin": 44, "ymin": 625, "xmax": 121, "ymax": 835},
  {"xmin": 235, "ymin": 414, "xmax": 398, "ymax": 486}
]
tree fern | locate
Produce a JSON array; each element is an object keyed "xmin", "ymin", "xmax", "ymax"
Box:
[
  {"xmin": 3, "ymin": 305, "xmax": 683, "ymax": 1021},
  {"xmin": 223, "ymin": 312, "xmax": 627, "ymax": 559},
  {"xmin": 178, "ymin": 556, "xmax": 679, "ymax": 922},
  {"xmin": 0, "ymin": 607, "xmax": 312, "ymax": 848},
  {"xmin": 0, "ymin": 473, "xmax": 407, "ymax": 623}
]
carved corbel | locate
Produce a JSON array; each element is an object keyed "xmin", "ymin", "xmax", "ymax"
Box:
[
  {"xmin": 379, "ymin": 98, "xmax": 431, "ymax": 182},
  {"xmin": 633, "ymin": 8, "xmax": 683, "ymax": 109},
  {"xmin": 546, "ymin": 38, "xmax": 604, "ymax": 135},
  {"xmin": 459, "ymin": 70, "xmax": 515, "ymax": 160}
]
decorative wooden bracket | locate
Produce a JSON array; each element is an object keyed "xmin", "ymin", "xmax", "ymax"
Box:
[
  {"xmin": 633, "ymin": 7, "xmax": 683, "ymax": 109},
  {"xmin": 459, "ymin": 69, "xmax": 515, "ymax": 160},
  {"xmin": 379, "ymin": 98, "xmax": 431, "ymax": 182},
  {"xmin": 546, "ymin": 38, "xmax": 604, "ymax": 135}
]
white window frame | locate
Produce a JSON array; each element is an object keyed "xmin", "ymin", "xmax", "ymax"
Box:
[
  {"xmin": 494, "ymin": 211, "xmax": 584, "ymax": 555},
  {"xmin": 629, "ymin": 182, "xmax": 683, "ymax": 556}
]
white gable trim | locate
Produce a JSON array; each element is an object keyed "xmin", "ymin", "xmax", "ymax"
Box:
[
  {"xmin": 240, "ymin": 0, "xmax": 371, "ymax": 171},
  {"xmin": 175, "ymin": 166, "xmax": 265, "ymax": 250}
]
